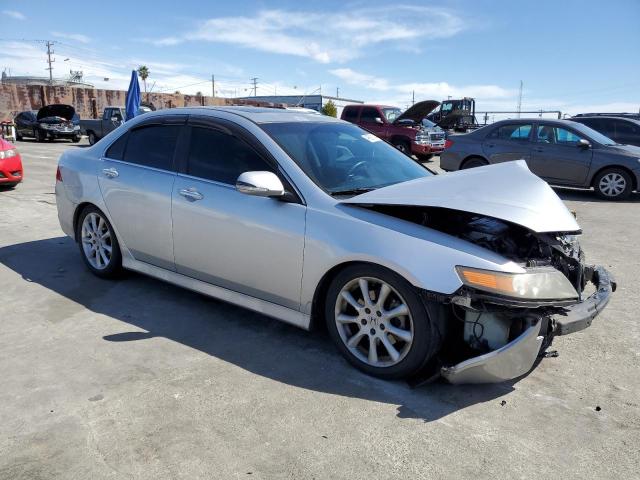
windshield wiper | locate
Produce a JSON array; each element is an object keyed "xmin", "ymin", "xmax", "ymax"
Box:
[{"xmin": 329, "ymin": 187, "xmax": 376, "ymax": 197}]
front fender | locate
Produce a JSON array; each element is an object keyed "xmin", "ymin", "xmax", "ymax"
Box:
[{"xmin": 299, "ymin": 205, "xmax": 524, "ymax": 315}]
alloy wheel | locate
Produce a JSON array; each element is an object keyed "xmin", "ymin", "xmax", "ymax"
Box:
[
  {"xmin": 598, "ymin": 172, "xmax": 626, "ymax": 197},
  {"xmin": 334, "ymin": 277, "xmax": 414, "ymax": 368},
  {"xmin": 81, "ymin": 212, "xmax": 113, "ymax": 270}
]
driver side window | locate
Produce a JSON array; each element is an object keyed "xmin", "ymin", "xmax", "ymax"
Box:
[
  {"xmin": 360, "ymin": 107, "xmax": 381, "ymax": 124},
  {"xmin": 536, "ymin": 125, "xmax": 584, "ymax": 146}
]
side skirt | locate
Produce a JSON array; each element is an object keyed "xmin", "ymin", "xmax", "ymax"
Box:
[{"xmin": 123, "ymin": 258, "xmax": 311, "ymax": 330}]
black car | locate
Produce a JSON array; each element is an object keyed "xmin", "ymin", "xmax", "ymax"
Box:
[
  {"xmin": 15, "ymin": 105, "xmax": 81, "ymax": 143},
  {"xmin": 570, "ymin": 116, "xmax": 640, "ymax": 147}
]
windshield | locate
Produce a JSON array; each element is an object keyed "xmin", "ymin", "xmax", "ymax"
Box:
[
  {"xmin": 261, "ymin": 122, "xmax": 431, "ymax": 194},
  {"xmin": 567, "ymin": 121, "xmax": 618, "ymax": 145},
  {"xmin": 382, "ymin": 108, "xmax": 402, "ymax": 122}
]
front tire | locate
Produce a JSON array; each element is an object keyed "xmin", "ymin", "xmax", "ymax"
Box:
[
  {"xmin": 76, "ymin": 206, "xmax": 122, "ymax": 278},
  {"xmin": 393, "ymin": 139, "xmax": 412, "ymax": 156},
  {"xmin": 325, "ymin": 264, "xmax": 441, "ymax": 380},
  {"xmin": 72, "ymin": 135, "xmax": 81, "ymax": 143},
  {"xmin": 416, "ymin": 153, "xmax": 434, "ymax": 162},
  {"xmin": 34, "ymin": 129, "xmax": 44, "ymax": 142},
  {"xmin": 593, "ymin": 168, "xmax": 632, "ymax": 200}
]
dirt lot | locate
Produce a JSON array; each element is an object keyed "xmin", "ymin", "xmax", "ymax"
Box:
[{"xmin": 1, "ymin": 139, "xmax": 639, "ymax": 479}]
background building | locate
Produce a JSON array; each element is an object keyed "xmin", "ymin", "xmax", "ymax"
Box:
[{"xmin": 235, "ymin": 94, "xmax": 363, "ymax": 116}]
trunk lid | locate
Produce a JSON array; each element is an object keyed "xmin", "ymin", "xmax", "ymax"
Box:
[{"xmin": 341, "ymin": 160, "xmax": 580, "ymax": 233}]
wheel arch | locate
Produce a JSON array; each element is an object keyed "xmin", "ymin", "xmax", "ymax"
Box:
[
  {"xmin": 388, "ymin": 135, "xmax": 412, "ymax": 146},
  {"xmin": 309, "ymin": 260, "xmax": 416, "ymax": 331},
  {"xmin": 460, "ymin": 154, "xmax": 489, "ymax": 169},
  {"xmin": 590, "ymin": 164, "xmax": 637, "ymax": 191},
  {"xmin": 72, "ymin": 202, "xmax": 106, "ymax": 241}
]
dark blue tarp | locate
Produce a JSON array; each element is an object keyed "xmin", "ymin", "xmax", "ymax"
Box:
[{"xmin": 125, "ymin": 70, "xmax": 140, "ymax": 121}]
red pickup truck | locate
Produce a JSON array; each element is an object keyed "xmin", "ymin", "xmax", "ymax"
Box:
[{"xmin": 341, "ymin": 101, "xmax": 446, "ymax": 160}]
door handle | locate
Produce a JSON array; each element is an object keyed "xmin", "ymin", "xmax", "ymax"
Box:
[
  {"xmin": 179, "ymin": 188, "xmax": 204, "ymax": 201},
  {"xmin": 102, "ymin": 167, "xmax": 119, "ymax": 178}
]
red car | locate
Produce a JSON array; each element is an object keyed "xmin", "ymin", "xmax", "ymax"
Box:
[
  {"xmin": 0, "ymin": 138, "xmax": 23, "ymax": 187},
  {"xmin": 341, "ymin": 100, "xmax": 446, "ymax": 160}
]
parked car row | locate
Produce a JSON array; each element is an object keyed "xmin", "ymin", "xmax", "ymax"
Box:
[{"xmin": 55, "ymin": 106, "xmax": 614, "ymax": 384}]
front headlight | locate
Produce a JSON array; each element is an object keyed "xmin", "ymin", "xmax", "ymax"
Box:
[
  {"xmin": 74, "ymin": 125, "xmax": 80, "ymax": 130},
  {"xmin": 0, "ymin": 148, "xmax": 17, "ymax": 159},
  {"xmin": 456, "ymin": 266, "xmax": 578, "ymax": 300},
  {"xmin": 39, "ymin": 123, "xmax": 50, "ymax": 129}
]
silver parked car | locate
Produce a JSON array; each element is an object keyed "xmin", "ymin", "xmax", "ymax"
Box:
[
  {"xmin": 440, "ymin": 118, "xmax": 640, "ymax": 200},
  {"xmin": 55, "ymin": 107, "xmax": 615, "ymax": 384}
]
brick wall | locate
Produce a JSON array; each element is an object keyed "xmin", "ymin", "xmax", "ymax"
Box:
[{"xmin": 0, "ymin": 84, "xmax": 269, "ymax": 121}]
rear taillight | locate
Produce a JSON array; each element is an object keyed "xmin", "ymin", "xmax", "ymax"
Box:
[
  {"xmin": 56, "ymin": 166, "xmax": 63, "ymax": 182},
  {"xmin": 444, "ymin": 139, "xmax": 454, "ymax": 149}
]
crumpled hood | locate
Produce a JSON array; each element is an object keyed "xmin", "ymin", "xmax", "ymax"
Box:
[
  {"xmin": 37, "ymin": 104, "xmax": 75, "ymax": 122},
  {"xmin": 342, "ymin": 160, "xmax": 580, "ymax": 233}
]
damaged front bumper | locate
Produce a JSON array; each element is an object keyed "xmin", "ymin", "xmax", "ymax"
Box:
[{"xmin": 441, "ymin": 266, "xmax": 615, "ymax": 384}]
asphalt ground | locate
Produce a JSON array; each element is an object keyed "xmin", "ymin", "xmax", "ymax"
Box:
[{"xmin": 0, "ymin": 138, "xmax": 638, "ymax": 479}]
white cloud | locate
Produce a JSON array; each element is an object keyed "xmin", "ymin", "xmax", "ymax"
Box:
[
  {"xmin": 3, "ymin": 10, "xmax": 25, "ymax": 20},
  {"xmin": 52, "ymin": 32, "xmax": 91, "ymax": 44},
  {"xmin": 151, "ymin": 6, "xmax": 465, "ymax": 63},
  {"xmin": 330, "ymin": 67, "xmax": 516, "ymax": 102}
]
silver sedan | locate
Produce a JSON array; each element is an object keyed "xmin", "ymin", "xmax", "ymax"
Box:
[{"xmin": 55, "ymin": 107, "xmax": 614, "ymax": 383}]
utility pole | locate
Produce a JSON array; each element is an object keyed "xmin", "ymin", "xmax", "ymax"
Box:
[
  {"xmin": 45, "ymin": 41, "xmax": 55, "ymax": 84},
  {"xmin": 412, "ymin": 90, "xmax": 415, "ymax": 105},
  {"xmin": 336, "ymin": 87, "xmax": 339, "ymax": 97},
  {"xmin": 517, "ymin": 80, "xmax": 523, "ymax": 118},
  {"xmin": 250, "ymin": 77, "xmax": 258, "ymax": 96},
  {"xmin": 211, "ymin": 74, "xmax": 215, "ymax": 98}
]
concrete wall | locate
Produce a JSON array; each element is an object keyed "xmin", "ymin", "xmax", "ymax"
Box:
[{"xmin": 0, "ymin": 84, "xmax": 250, "ymax": 121}]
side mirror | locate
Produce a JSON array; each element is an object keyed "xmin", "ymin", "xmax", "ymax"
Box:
[
  {"xmin": 111, "ymin": 117, "xmax": 122, "ymax": 122},
  {"xmin": 578, "ymin": 138, "xmax": 591, "ymax": 149},
  {"xmin": 374, "ymin": 117, "xmax": 384, "ymax": 124},
  {"xmin": 236, "ymin": 171, "xmax": 285, "ymax": 198}
]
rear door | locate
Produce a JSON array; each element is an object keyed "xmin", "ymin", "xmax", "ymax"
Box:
[
  {"xmin": 530, "ymin": 124, "xmax": 593, "ymax": 185},
  {"xmin": 98, "ymin": 116, "xmax": 186, "ymax": 270},
  {"xmin": 481, "ymin": 122, "xmax": 534, "ymax": 167},
  {"xmin": 171, "ymin": 117, "xmax": 306, "ymax": 310}
]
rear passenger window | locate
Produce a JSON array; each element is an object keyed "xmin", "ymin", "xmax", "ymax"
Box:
[
  {"xmin": 123, "ymin": 125, "xmax": 180, "ymax": 170},
  {"xmin": 187, "ymin": 127, "xmax": 274, "ymax": 185},
  {"xmin": 490, "ymin": 124, "xmax": 532, "ymax": 140},
  {"xmin": 342, "ymin": 107, "xmax": 359, "ymax": 123},
  {"xmin": 105, "ymin": 132, "xmax": 128, "ymax": 160}
]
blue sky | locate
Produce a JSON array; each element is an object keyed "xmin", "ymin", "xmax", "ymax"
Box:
[{"xmin": 1, "ymin": 0, "xmax": 638, "ymax": 114}]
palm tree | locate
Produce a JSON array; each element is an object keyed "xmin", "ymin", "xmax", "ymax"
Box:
[{"xmin": 137, "ymin": 66, "xmax": 149, "ymax": 93}]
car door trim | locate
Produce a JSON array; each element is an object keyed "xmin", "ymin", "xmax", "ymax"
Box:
[{"xmin": 122, "ymin": 255, "xmax": 311, "ymax": 330}]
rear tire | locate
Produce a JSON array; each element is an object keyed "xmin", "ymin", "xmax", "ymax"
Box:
[
  {"xmin": 34, "ymin": 129, "xmax": 44, "ymax": 142},
  {"xmin": 325, "ymin": 264, "xmax": 442, "ymax": 380},
  {"xmin": 15, "ymin": 131, "xmax": 23, "ymax": 141},
  {"xmin": 76, "ymin": 206, "xmax": 123, "ymax": 278},
  {"xmin": 417, "ymin": 153, "xmax": 434, "ymax": 162},
  {"xmin": 461, "ymin": 156, "xmax": 488, "ymax": 169},
  {"xmin": 88, "ymin": 132, "xmax": 97, "ymax": 145},
  {"xmin": 72, "ymin": 135, "xmax": 81, "ymax": 143},
  {"xmin": 593, "ymin": 168, "xmax": 632, "ymax": 200}
]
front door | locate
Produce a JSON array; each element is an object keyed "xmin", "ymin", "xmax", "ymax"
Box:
[
  {"xmin": 171, "ymin": 120, "xmax": 306, "ymax": 310},
  {"xmin": 530, "ymin": 124, "xmax": 593, "ymax": 185},
  {"xmin": 98, "ymin": 119, "xmax": 184, "ymax": 270}
]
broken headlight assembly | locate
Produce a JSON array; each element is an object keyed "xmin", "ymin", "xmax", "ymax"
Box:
[{"xmin": 456, "ymin": 266, "xmax": 578, "ymax": 301}]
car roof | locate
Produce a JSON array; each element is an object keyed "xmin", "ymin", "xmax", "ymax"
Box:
[
  {"xmin": 136, "ymin": 106, "xmax": 341, "ymax": 124},
  {"xmin": 572, "ymin": 116, "xmax": 640, "ymax": 125}
]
